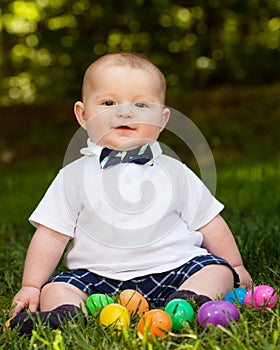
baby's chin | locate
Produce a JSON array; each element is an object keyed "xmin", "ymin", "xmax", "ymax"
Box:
[{"xmin": 98, "ymin": 138, "xmax": 155, "ymax": 151}]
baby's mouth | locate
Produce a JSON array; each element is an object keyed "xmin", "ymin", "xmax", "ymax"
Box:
[{"xmin": 115, "ymin": 125, "xmax": 134, "ymax": 130}]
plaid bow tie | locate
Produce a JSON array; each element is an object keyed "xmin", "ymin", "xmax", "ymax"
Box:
[{"xmin": 99, "ymin": 144, "xmax": 153, "ymax": 169}]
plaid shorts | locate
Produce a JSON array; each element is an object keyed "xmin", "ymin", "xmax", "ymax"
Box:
[{"xmin": 46, "ymin": 254, "xmax": 240, "ymax": 307}]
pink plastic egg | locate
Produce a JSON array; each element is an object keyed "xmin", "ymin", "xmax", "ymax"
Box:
[{"xmin": 244, "ymin": 285, "xmax": 278, "ymax": 309}]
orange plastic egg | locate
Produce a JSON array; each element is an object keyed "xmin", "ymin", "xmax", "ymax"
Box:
[
  {"xmin": 100, "ymin": 304, "xmax": 130, "ymax": 331},
  {"xmin": 137, "ymin": 309, "xmax": 172, "ymax": 339},
  {"xmin": 118, "ymin": 289, "xmax": 149, "ymax": 315},
  {"xmin": 2, "ymin": 318, "xmax": 11, "ymax": 332}
]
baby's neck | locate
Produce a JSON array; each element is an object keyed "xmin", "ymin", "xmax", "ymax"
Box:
[{"xmin": 100, "ymin": 141, "xmax": 154, "ymax": 151}]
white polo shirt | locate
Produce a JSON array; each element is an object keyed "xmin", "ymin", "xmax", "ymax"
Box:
[{"xmin": 29, "ymin": 141, "xmax": 224, "ymax": 280}]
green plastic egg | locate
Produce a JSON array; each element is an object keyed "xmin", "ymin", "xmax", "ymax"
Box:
[
  {"xmin": 165, "ymin": 298, "xmax": 195, "ymax": 330},
  {"xmin": 86, "ymin": 293, "xmax": 114, "ymax": 314}
]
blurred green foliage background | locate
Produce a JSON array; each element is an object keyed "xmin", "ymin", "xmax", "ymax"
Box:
[
  {"xmin": 0, "ymin": 0, "xmax": 280, "ymax": 168},
  {"xmin": 1, "ymin": 0, "xmax": 280, "ymax": 105}
]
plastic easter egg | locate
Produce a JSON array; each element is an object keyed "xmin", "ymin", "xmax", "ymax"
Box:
[
  {"xmin": 224, "ymin": 288, "xmax": 248, "ymax": 305},
  {"xmin": 100, "ymin": 304, "xmax": 130, "ymax": 331},
  {"xmin": 137, "ymin": 309, "xmax": 172, "ymax": 339},
  {"xmin": 118, "ymin": 289, "xmax": 149, "ymax": 315},
  {"xmin": 2, "ymin": 318, "xmax": 11, "ymax": 332},
  {"xmin": 197, "ymin": 300, "xmax": 239, "ymax": 327},
  {"xmin": 86, "ymin": 293, "xmax": 114, "ymax": 314},
  {"xmin": 244, "ymin": 285, "xmax": 278, "ymax": 309},
  {"xmin": 165, "ymin": 298, "xmax": 195, "ymax": 330}
]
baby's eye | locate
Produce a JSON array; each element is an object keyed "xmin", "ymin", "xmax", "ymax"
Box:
[
  {"xmin": 102, "ymin": 100, "xmax": 115, "ymax": 106},
  {"xmin": 134, "ymin": 102, "xmax": 148, "ymax": 108}
]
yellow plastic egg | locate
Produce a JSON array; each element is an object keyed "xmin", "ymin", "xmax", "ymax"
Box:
[{"xmin": 99, "ymin": 303, "xmax": 130, "ymax": 331}]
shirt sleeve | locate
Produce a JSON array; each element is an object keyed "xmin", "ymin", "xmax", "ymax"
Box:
[
  {"xmin": 29, "ymin": 170, "xmax": 78, "ymax": 237},
  {"xmin": 181, "ymin": 165, "xmax": 224, "ymax": 231}
]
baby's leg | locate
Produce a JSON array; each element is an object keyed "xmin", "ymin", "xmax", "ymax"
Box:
[
  {"xmin": 10, "ymin": 282, "xmax": 88, "ymax": 335},
  {"xmin": 165, "ymin": 264, "xmax": 235, "ymax": 306},
  {"xmin": 178, "ymin": 264, "xmax": 234, "ymax": 299},
  {"xmin": 40, "ymin": 282, "xmax": 88, "ymax": 313}
]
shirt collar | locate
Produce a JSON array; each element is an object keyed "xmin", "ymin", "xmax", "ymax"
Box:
[{"xmin": 80, "ymin": 139, "xmax": 162, "ymax": 159}]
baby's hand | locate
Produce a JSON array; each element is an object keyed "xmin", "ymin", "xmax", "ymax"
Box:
[
  {"xmin": 234, "ymin": 265, "xmax": 253, "ymax": 290},
  {"xmin": 11, "ymin": 286, "xmax": 41, "ymax": 318}
]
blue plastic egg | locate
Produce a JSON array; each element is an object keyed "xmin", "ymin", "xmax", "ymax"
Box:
[{"xmin": 224, "ymin": 288, "xmax": 248, "ymax": 305}]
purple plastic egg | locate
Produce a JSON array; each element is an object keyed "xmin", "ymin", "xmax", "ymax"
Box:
[
  {"xmin": 197, "ymin": 300, "xmax": 239, "ymax": 327},
  {"xmin": 244, "ymin": 285, "xmax": 278, "ymax": 309}
]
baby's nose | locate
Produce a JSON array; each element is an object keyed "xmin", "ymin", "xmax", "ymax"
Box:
[{"xmin": 117, "ymin": 103, "xmax": 134, "ymax": 118}]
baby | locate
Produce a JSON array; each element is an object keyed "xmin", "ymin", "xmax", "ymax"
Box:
[{"xmin": 10, "ymin": 52, "xmax": 252, "ymax": 335}]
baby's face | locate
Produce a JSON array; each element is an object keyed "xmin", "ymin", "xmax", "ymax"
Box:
[{"xmin": 74, "ymin": 65, "xmax": 169, "ymax": 150}]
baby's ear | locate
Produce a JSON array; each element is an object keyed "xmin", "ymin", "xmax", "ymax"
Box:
[
  {"xmin": 74, "ymin": 101, "xmax": 87, "ymax": 129},
  {"xmin": 160, "ymin": 107, "xmax": 170, "ymax": 131}
]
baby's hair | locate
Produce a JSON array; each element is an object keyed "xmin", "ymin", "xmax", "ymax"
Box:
[{"xmin": 81, "ymin": 52, "xmax": 166, "ymax": 102}]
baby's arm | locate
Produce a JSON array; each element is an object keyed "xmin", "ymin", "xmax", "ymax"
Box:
[
  {"xmin": 199, "ymin": 214, "xmax": 252, "ymax": 289},
  {"xmin": 11, "ymin": 225, "xmax": 70, "ymax": 318}
]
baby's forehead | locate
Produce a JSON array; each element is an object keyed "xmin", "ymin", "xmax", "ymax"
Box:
[
  {"xmin": 83, "ymin": 63, "xmax": 136, "ymax": 93},
  {"xmin": 87, "ymin": 60, "xmax": 156, "ymax": 79}
]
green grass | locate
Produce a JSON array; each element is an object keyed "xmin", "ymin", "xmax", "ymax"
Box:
[
  {"xmin": 1, "ymin": 306, "xmax": 280, "ymax": 349},
  {"xmin": 0, "ymin": 162, "xmax": 279, "ymax": 349},
  {"xmin": 0, "ymin": 84, "xmax": 280, "ymax": 348}
]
